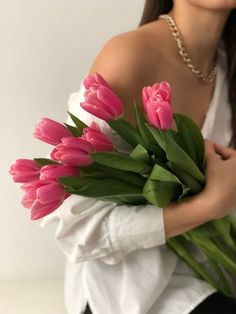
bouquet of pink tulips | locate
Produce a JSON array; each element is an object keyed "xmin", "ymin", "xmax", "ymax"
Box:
[{"xmin": 9, "ymin": 73, "xmax": 236, "ymax": 296}]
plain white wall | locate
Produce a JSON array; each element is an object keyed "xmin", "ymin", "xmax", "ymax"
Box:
[{"xmin": 1, "ymin": 0, "xmax": 144, "ymax": 281}]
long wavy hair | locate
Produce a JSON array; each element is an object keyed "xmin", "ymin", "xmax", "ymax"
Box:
[{"xmin": 139, "ymin": 0, "xmax": 236, "ymax": 148}]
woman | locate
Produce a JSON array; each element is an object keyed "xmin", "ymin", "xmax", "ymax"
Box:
[{"xmin": 42, "ymin": 1, "xmax": 236, "ymax": 313}]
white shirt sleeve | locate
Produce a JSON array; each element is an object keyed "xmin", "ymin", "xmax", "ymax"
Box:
[{"xmin": 40, "ymin": 82, "xmax": 166, "ymax": 265}]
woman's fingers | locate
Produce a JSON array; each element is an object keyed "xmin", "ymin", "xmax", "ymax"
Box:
[
  {"xmin": 204, "ymin": 139, "xmax": 236, "ymax": 160},
  {"xmin": 211, "ymin": 141, "xmax": 236, "ymax": 160},
  {"xmin": 204, "ymin": 139, "xmax": 220, "ymax": 160}
]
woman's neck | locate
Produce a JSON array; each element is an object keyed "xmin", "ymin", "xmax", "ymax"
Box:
[{"xmin": 168, "ymin": 2, "xmax": 231, "ymax": 73}]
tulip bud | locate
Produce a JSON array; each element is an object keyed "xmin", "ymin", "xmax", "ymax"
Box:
[
  {"xmin": 50, "ymin": 137, "xmax": 95, "ymax": 166},
  {"xmin": 9, "ymin": 159, "xmax": 40, "ymax": 183},
  {"xmin": 21, "ymin": 180, "xmax": 70, "ymax": 220},
  {"xmin": 142, "ymin": 81, "xmax": 173, "ymax": 130},
  {"xmin": 34, "ymin": 118, "xmax": 71, "ymax": 145},
  {"xmin": 81, "ymin": 73, "xmax": 124, "ymax": 121},
  {"xmin": 40, "ymin": 164, "xmax": 79, "ymax": 180},
  {"xmin": 83, "ymin": 72, "xmax": 110, "ymax": 90},
  {"xmin": 81, "ymin": 122, "xmax": 113, "ymax": 152}
]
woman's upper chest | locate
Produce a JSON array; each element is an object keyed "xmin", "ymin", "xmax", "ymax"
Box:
[{"xmin": 169, "ymin": 78, "xmax": 216, "ymax": 130}]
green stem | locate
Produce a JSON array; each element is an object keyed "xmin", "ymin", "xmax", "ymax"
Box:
[
  {"xmin": 206, "ymin": 256, "xmax": 232, "ymax": 296},
  {"xmin": 211, "ymin": 237, "xmax": 236, "ymax": 262},
  {"xmin": 167, "ymin": 236, "xmax": 221, "ymax": 291},
  {"xmin": 187, "ymin": 236, "xmax": 236, "ymax": 275},
  {"xmin": 211, "ymin": 218, "xmax": 236, "ymax": 251}
]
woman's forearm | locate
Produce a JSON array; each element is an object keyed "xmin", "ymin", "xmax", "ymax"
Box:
[{"xmin": 163, "ymin": 191, "xmax": 218, "ymax": 239}]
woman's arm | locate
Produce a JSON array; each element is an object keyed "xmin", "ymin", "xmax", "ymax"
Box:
[{"xmin": 41, "ymin": 34, "xmax": 236, "ymax": 265}]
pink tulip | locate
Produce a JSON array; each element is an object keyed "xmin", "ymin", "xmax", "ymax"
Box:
[
  {"xmin": 21, "ymin": 180, "xmax": 70, "ymax": 220},
  {"xmin": 80, "ymin": 73, "xmax": 124, "ymax": 121},
  {"xmin": 81, "ymin": 122, "xmax": 113, "ymax": 152},
  {"xmin": 40, "ymin": 164, "xmax": 79, "ymax": 180},
  {"xmin": 50, "ymin": 137, "xmax": 95, "ymax": 166},
  {"xmin": 142, "ymin": 81, "xmax": 171, "ymax": 111},
  {"xmin": 34, "ymin": 118, "xmax": 71, "ymax": 145},
  {"xmin": 9, "ymin": 159, "xmax": 40, "ymax": 183},
  {"xmin": 83, "ymin": 72, "xmax": 110, "ymax": 89},
  {"xmin": 142, "ymin": 82, "xmax": 173, "ymax": 130}
]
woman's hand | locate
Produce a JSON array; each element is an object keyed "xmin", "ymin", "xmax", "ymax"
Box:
[
  {"xmin": 163, "ymin": 140, "xmax": 236, "ymax": 238},
  {"xmin": 202, "ymin": 139, "xmax": 236, "ymax": 219}
]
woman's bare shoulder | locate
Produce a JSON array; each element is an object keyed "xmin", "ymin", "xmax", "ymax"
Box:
[
  {"xmin": 89, "ymin": 23, "xmax": 162, "ymax": 83},
  {"xmin": 88, "ymin": 23, "xmax": 164, "ymax": 106}
]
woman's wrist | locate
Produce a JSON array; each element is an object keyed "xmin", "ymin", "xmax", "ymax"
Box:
[
  {"xmin": 163, "ymin": 191, "xmax": 217, "ymax": 239},
  {"xmin": 199, "ymin": 188, "xmax": 230, "ymax": 221}
]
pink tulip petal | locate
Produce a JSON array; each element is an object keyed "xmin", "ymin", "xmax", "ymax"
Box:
[
  {"xmin": 146, "ymin": 104, "xmax": 161, "ymax": 129},
  {"xmin": 89, "ymin": 122, "xmax": 100, "ymax": 131},
  {"xmin": 15, "ymin": 159, "xmax": 40, "ymax": 171},
  {"xmin": 158, "ymin": 104, "xmax": 173, "ymax": 130},
  {"xmin": 9, "ymin": 159, "xmax": 41, "ymax": 183},
  {"xmin": 94, "ymin": 73, "xmax": 110, "ymax": 88},
  {"xmin": 160, "ymin": 82, "xmax": 171, "ymax": 101},
  {"xmin": 21, "ymin": 180, "xmax": 43, "ymax": 192},
  {"xmin": 143, "ymin": 80, "xmax": 173, "ymax": 130},
  {"xmin": 40, "ymin": 164, "xmax": 79, "ymax": 180},
  {"xmin": 36, "ymin": 182, "xmax": 65, "ymax": 204},
  {"xmin": 83, "ymin": 73, "xmax": 110, "ymax": 90},
  {"xmin": 97, "ymin": 87, "xmax": 123, "ymax": 116},
  {"xmin": 60, "ymin": 137, "xmax": 94, "ymax": 152},
  {"xmin": 21, "ymin": 194, "xmax": 34, "ymax": 209},
  {"xmin": 12, "ymin": 172, "xmax": 39, "ymax": 183},
  {"xmin": 31, "ymin": 199, "xmax": 63, "ymax": 220},
  {"xmin": 151, "ymin": 114, "xmax": 161, "ymax": 129},
  {"xmin": 60, "ymin": 153, "xmax": 93, "ymax": 166},
  {"xmin": 84, "ymin": 134, "xmax": 113, "ymax": 151},
  {"xmin": 34, "ymin": 118, "xmax": 71, "ymax": 145},
  {"xmin": 142, "ymin": 88, "xmax": 148, "ymax": 111},
  {"xmin": 86, "ymin": 91, "xmax": 116, "ymax": 116},
  {"xmin": 80, "ymin": 102, "xmax": 114, "ymax": 121}
]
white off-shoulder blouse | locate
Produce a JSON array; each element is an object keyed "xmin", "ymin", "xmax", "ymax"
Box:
[{"xmin": 41, "ymin": 46, "xmax": 235, "ymax": 314}]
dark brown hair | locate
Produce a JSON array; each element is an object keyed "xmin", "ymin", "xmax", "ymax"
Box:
[{"xmin": 139, "ymin": 0, "xmax": 236, "ymax": 148}]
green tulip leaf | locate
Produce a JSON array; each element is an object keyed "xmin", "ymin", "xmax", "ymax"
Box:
[
  {"xmin": 67, "ymin": 111, "xmax": 88, "ymax": 130},
  {"xmin": 166, "ymin": 161, "xmax": 204, "ymax": 194},
  {"xmin": 108, "ymin": 117, "xmax": 146, "ymax": 148},
  {"xmin": 145, "ymin": 125, "xmax": 205, "ymax": 183},
  {"xmin": 59, "ymin": 176, "xmax": 95, "ymax": 190},
  {"xmin": 64, "ymin": 123, "xmax": 82, "ymax": 137},
  {"xmin": 145, "ymin": 124, "xmax": 166, "ymax": 151},
  {"xmin": 174, "ymin": 113, "xmax": 205, "ymax": 171},
  {"xmin": 178, "ymin": 186, "xmax": 192, "ymax": 201},
  {"xmin": 134, "ymin": 103, "xmax": 167, "ymax": 159},
  {"xmin": 91, "ymin": 151, "xmax": 151, "ymax": 176},
  {"xmin": 168, "ymin": 129, "xmax": 185, "ymax": 150},
  {"xmin": 34, "ymin": 158, "xmax": 60, "ymax": 167},
  {"xmin": 101, "ymin": 194, "xmax": 146, "ymax": 205},
  {"xmin": 129, "ymin": 144, "xmax": 152, "ymax": 164},
  {"xmin": 59, "ymin": 176, "xmax": 143, "ymax": 199},
  {"xmin": 143, "ymin": 164, "xmax": 187, "ymax": 207},
  {"xmin": 228, "ymin": 215, "xmax": 236, "ymax": 236},
  {"xmin": 163, "ymin": 130, "xmax": 205, "ymax": 183},
  {"xmin": 82, "ymin": 162, "xmax": 146, "ymax": 187}
]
